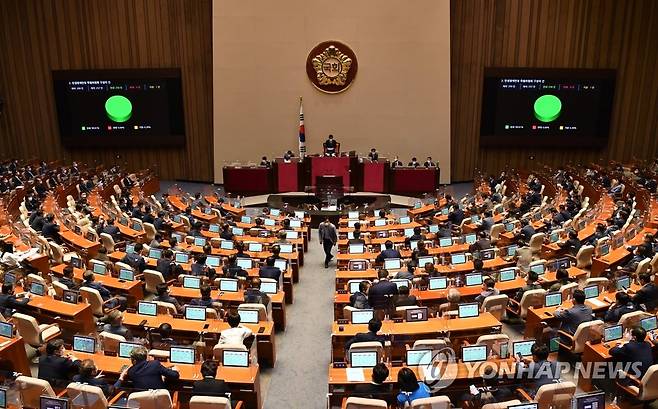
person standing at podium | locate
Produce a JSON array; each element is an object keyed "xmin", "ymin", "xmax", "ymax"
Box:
[
  {"xmin": 368, "ymin": 148, "xmax": 379, "ymax": 162},
  {"xmin": 323, "ymin": 135, "xmax": 338, "ymax": 156},
  {"xmin": 319, "ymin": 217, "xmax": 337, "ymax": 268}
]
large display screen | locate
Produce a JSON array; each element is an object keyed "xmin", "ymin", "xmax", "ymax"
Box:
[
  {"xmin": 53, "ymin": 69, "xmax": 185, "ymax": 147},
  {"xmin": 480, "ymin": 68, "xmax": 615, "ymax": 147}
]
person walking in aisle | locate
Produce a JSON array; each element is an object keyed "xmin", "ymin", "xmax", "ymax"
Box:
[{"xmin": 319, "ymin": 217, "xmax": 337, "ymax": 268}]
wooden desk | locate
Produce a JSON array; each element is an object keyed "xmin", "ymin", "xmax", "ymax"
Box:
[
  {"xmin": 121, "ymin": 312, "xmax": 276, "ymax": 367},
  {"xmin": 21, "ymin": 290, "xmax": 95, "ymax": 334},
  {"xmin": 0, "ymin": 335, "xmax": 31, "ymax": 375},
  {"xmin": 58, "ymin": 229, "xmax": 101, "ymax": 258},
  {"xmin": 50, "ymin": 264, "xmax": 144, "ymax": 302},
  {"xmin": 168, "ymin": 286, "xmax": 286, "ymax": 331},
  {"xmin": 70, "ymin": 350, "xmax": 262, "ymax": 409},
  {"xmin": 331, "ymin": 313, "xmax": 502, "ymax": 362}
]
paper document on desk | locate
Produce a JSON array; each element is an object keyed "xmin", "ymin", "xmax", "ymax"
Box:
[{"xmin": 346, "ymin": 368, "xmax": 365, "ymax": 382}]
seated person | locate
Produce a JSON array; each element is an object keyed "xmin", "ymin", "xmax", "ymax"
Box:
[
  {"xmin": 477, "ymin": 211, "xmax": 495, "ymax": 233},
  {"xmin": 469, "ymin": 231, "xmax": 492, "ymax": 252},
  {"xmin": 220, "ymin": 224, "xmax": 234, "ymax": 241},
  {"xmin": 82, "ymin": 271, "xmax": 127, "ymax": 310},
  {"xmin": 191, "ymin": 254, "xmax": 216, "ymax": 280},
  {"xmin": 222, "ymin": 254, "xmax": 248, "ymax": 279},
  {"xmin": 396, "ymin": 367, "xmax": 431, "ymax": 406},
  {"xmin": 423, "ymin": 157, "xmax": 436, "ymax": 168},
  {"xmin": 440, "ymin": 288, "xmax": 461, "ymax": 316},
  {"xmin": 41, "ymin": 213, "xmax": 61, "ymax": 243},
  {"xmin": 475, "ymin": 277, "xmax": 499, "ymax": 304},
  {"xmin": 0, "ymin": 282, "xmax": 29, "ymax": 317},
  {"xmin": 515, "ymin": 219, "xmax": 536, "ymax": 243},
  {"xmin": 259, "ymin": 256, "xmax": 282, "ymax": 283},
  {"xmin": 408, "ymin": 157, "xmax": 420, "ymax": 168},
  {"xmin": 219, "ymin": 312, "xmax": 253, "ymax": 345},
  {"xmin": 409, "ymin": 226, "xmax": 425, "ymax": 242},
  {"xmin": 375, "ymin": 240, "xmax": 401, "ymax": 264},
  {"xmin": 515, "ymin": 344, "xmax": 559, "ymax": 397},
  {"xmin": 610, "ymin": 326, "xmax": 654, "ymax": 378},
  {"xmin": 558, "ymin": 230, "xmax": 582, "ymax": 256},
  {"xmin": 323, "ymin": 134, "xmax": 338, "ymax": 156},
  {"xmin": 353, "ymin": 362, "xmax": 391, "ymax": 398},
  {"xmin": 156, "ymin": 249, "xmax": 177, "ymax": 280},
  {"xmin": 345, "ymin": 318, "xmax": 386, "ymax": 351},
  {"xmin": 348, "ymin": 231, "xmax": 366, "ymax": 246},
  {"xmin": 58, "ymin": 265, "xmax": 79, "ymax": 290},
  {"xmin": 73, "ymin": 359, "xmax": 114, "ymax": 396},
  {"xmin": 190, "ymin": 284, "xmax": 222, "ymax": 309},
  {"xmin": 349, "ymin": 281, "xmax": 371, "ymax": 309},
  {"xmin": 548, "ymin": 268, "xmax": 571, "ymax": 292},
  {"xmin": 604, "ymin": 291, "xmax": 637, "ymax": 323},
  {"xmin": 101, "ymin": 310, "xmax": 133, "ymax": 340},
  {"xmin": 154, "ymin": 283, "xmax": 183, "ymax": 313},
  {"xmin": 632, "ymin": 273, "xmax": 658, "ymax": 311},
  {"xmin": 423, "ymin": 262, "xmax": 441, "ymax": 278},
  {"xmin": 116, "ymin": 346, "xmax": 179, "ymax": 390},
  {"xmin": 514, "ymin": 271, "xmax": 541, "ymax": 302},
  {"xmin": 38, "ymin": 339, "xmax": 81, "ymax": 388},
  {"xmin": 149, "ymin": 233, "xmax": 162, "ymax": 249},
  {"xmin": 193, "ymin": 360, "xmax": 231, "ymax": 397},
  {"xmin": 243, "ymin": 277, "xmax": 270, "ymax": 307},
  {"xmin": 368, "ymin": 269, "xmax": 398, "ymax": 310},
  {"xmin": 554, "ymin": 289, "xmax": 593, "ymax": 335},
  {"xmin": 394, "ymin": 262, "xmax": 416, "ymax": 280},
  {"xmin": 394, "ymin": 286, "xmax": 417, "ymax": 307},
  {"xmin": 152, "ymin": 323, "xmax": 177, "ymax": 349},
  {"xmin": 367, "ymin": 148, "xmax": 379, "ymax": 162},
  {"xmin": 410, "ymin": 241, "xmax": 429, "ymax": 266},
  {"xmin": 121, "ymin": 243, "xmax": 147, "ymax": 272}
]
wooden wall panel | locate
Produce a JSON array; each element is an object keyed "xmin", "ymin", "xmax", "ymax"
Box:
[
  {"xmin": 0, "ymin": 0, "xmax": 213, "ymax": 182},
  {"xmin": 451, "ymin": 0, "xmax": 658, "ymax": 182}
]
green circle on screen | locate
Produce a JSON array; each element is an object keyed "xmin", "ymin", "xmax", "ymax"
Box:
[
  {"xmin": 533, "ymin": 94, "xmax": 562, "ymax": 122},
  {"xmin": 105, "ymin": 95, "xmax": 133, "ymax": 123}
]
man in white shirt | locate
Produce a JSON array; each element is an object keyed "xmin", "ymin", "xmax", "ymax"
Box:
[{"xmin": 218, "ymin": 312, "xmax": 253, "ymax": 345}]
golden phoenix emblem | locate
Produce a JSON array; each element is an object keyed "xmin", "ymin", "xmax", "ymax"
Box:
[{"xmin": 311, "ymin": 45, "xmax": 353, "ymax": 86}]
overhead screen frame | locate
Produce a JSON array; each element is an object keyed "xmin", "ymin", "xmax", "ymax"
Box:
[
  {"xmin": 52, "ymin": 68, "xmax": 186, "ymax": 148},
  {"xmin": 480, "ymin": 67, "xmax": 616, "ymax": 148}
]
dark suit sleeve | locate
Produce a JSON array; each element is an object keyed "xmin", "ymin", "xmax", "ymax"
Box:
[{"xmin": 159, "ymin": 362, "xmax": 180, "ymax": 380}]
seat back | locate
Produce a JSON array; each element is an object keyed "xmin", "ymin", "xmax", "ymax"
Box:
[
  {"xmin": 571, "ymin": 320, "xmax": 603, "ymax": 353},
  {"xmin": 475, "ymin": 334, "xmax": 509, "ymax": 355},
  {"xmin": 583, "ymin": 277, "xmax": 609, "ymax": 292},
  {"xmin": 519, "ymin": 289, "xmax": 546, "ymax": 318},
  {"xmin": 127, "ymin": 389, "xmax": 173, "ymax": 409},
  {"xmin": 411, "ymin": 339, "xmax": 451, "ymax": 354},
  {"xmin": 481, "ymin": 294, "xmax": 509, "ymax": 320},
  {"xmin": 575, "ymin": 245, "xmax": 594, "ymax": 269},
  {"xmin": 52, "ymin": 280, "xmax": 68, "ymax": 298},
  {"xmin": 49, "ymin": 242, "xmax": 65, "ymax": 264},
  {"xmin": 28, "ymin": 273, "xmax": 47, "ymax": 286},
  {"xmin": 66, "ymin": 383, "xmax": 108, "ymax": 409},
  {"xmin": 481, "ymin": 400, "xmax": 521, "ymax": 409},
  {"xmin": 528, "ymin": 233, "xmax": 545, "ymax": 253},
  {"xmin": 638, "ymin": 364, "xmax": 658, "ymax": 401},
  {"xmin": 12, "ymin": 313, "xmax": 42, "ymax": 346},
  {"xmin": 98, "ymin": 331, "xmax": 125, "ymax": 353},
  {"xmin": 237, "ymin": 303, "xmax": 268, "ymax": 322},
  {"xmin": 618, "ymin": 311, "xmax": 652, "ymax": 329},
  {"xmin": 410, "ymin": 396, "xmax": 451, "ymax": 409},
  {"xmin": 154, "ymin": 301, "xmax": 177, "ymax": 315},
  {"xmin": 99, "ymin": 233, "xmax": 115, "ymax": 252},
  {"xmin": 143, "ymin": 222, "xmax": 157, "ymax": 241},
  {"xmin": 212, "ymin": 343, "xmax": 248, "ymax": 360},
  {"xmin": 143, "ymin": 269, "xmax": 165, "ymax": 294},
  {"xmin": 344, "ymin": 397, "xmax": 388, "ymax": 409},
  {"xmin": 559, "ymin": 282, "xmax": 579, "ymax": 300},
  {"xmin": 79, "ymin": 287, "xmax": 104, "ymax": 316},
  {"xmin": 534, "ymin": 381, "xmax": 576, "ymax": 409},
  {"xmin": 16, "ymin": 375, "xmax": 56, "ymax": 408},
  {"xmin": 189, "ymin": 396, "xmax": 231, "ymax": 409},
  {"xmin": 635, "ymin": 258, "xmax": 651, "ymax": 275},
  {"xmin": 347, "ymin": 341, "xmax": 383, "ymax": 365}
]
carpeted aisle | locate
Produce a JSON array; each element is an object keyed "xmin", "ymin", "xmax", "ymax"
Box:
[{"xmin": 263, "ymin": 229, "xmax": 334, "ymax": 408}]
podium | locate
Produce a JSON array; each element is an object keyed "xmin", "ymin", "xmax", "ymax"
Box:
[
  {"xmin": 310, "ymin": 156, "xmax": 351, "ymax": 188},
  {"xmin": 274, "ymin": 159, "xmax": 300, "ymax": 192},
  {"xmin": 362, "ymin": 161, "xmax": 387, "ymax": 192}
]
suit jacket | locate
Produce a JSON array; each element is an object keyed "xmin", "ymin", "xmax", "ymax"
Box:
[
  {"xmin": 121, "ymin": 253, "xmax": 147, "ymax": 273},
  {"xmin": 633, "ymin": 283, "xmax": 658, "ymax": 310},
  {"xmin": 376, "ymin": 249, "xmax": 402, "ymax": 263},
  {"xmin": 192, "ymin": 377, "xmax": 231, "ymax": 397},
  {"xmin": 156, "ymin": 258, "xmax": 175, "ymax": 279},
  {"xmin": 41, "ymin": 222, "xmax": 60, "ymax": 240},
  {"xmin": 519, "ymin": 225, "xmax": 536, "ymax": 242},
  {"xmin": 38, "ymin": 355, "xmax": 81, "ymax": 387},
  {"xmin": 353, "ymin": 382, "xmax": 391, "ymax": 398},
  {"xmin": 319, "ymin": 223, "xmax": 338, "ymax": 244},
  {"xmin": 102, "ymin": 323, "xmax": 133, "ymax": 341},
  {"xmin": 0, "ymin": 293, "xmax": 29, "ymax": 316},
  {"xmin": 516, "ymin": 360, "xmax": 559, "ymax": 396},
  {"xmin": 368, "ymin": 280, "xmax": 399, "ymax": 309},
  {"xmin": 345, "ymin": 331, "xmax": 386, "ymax": 351},
  {"xmin": 394, "ymin": 295, "xmax": 418, "ymax": 307},
  {"xmin": 102, "ymin": 225, "xmax": 121, "ymax": 240},
  {"xmin": 610, "ymin": 340, "xmax": 654, "ymax": 377},
  {"xmin": 72, "ymin": 374, "xmax": 112, "ymax": 396},
  {"xmin": 554, "ymin": 304, "xmax": 593, "ymax": 334},
  {"xmin": 259, "ymin": 266, "xmax": 281, "ymax": 282},
  {"xmin": 124, "ymin": 360, "xmax": 179, "ymax": 390}
]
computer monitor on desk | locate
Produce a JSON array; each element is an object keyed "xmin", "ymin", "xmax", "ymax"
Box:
[
  {"xmin": 498, "ymin": 268, "xmax": 516, "ymax": 282},
  {"xmin": 170, "ymin": 346, "xmax": 196, "ymax": 364},
  {"xmin": 238, "ymin": 309, "xmax": 259, "ymax": 324},
  {"xmin": 458, "ymin": 303, "xmax": 479, "ymax": 318},
  {"xmin": 603, "ymin": 324, "xmax": 623, "ymax": 342},
  {"xmin": 462, "ymin": 345, "xmax": 487, "ymax": 363},
  {"xmin": 513, "ymin": 340, "xmax": 536, "ymax": 357},
  {"xmin": 185, "ymin": 306, "xmax": 207, "ymax": 321},
  {"xmin": 350, "ymin": 351, "xmax": 379, "ymax": 368},
  {"xmin": 428, "ymin": 277, "xmax": 447, "ymax": 290},
  {"xmin": 148, "ymin": 248, "xmax": 162, "ymax": 259},
  {"xmin": 40, "ymin": 397, "xmax": 68, "ymax": 409},
  {"xmin": 0, "ymin": 322, "xmax": 13, "ymax": 338},
  {"xmin": 451, "ymin": 253, "xmax": 467, "ymax": 265},
  {"xmin": 406, "ymin": 349, "xmax": 432, "ymax": 366},
  {"xmin": 219, "ymin": 278, "xmax": 238, "ymax": 292},
  {"xmin": 137, "ymin": 301, "xmax": 157, "ymax": 316},
  {"xmin": 118, "ymin": 342, "xmax": 141, "ymax": 358},
  {"xmin": 640, "ymin": 316, "xmax": 657, "ymax": 331},
  {"xmin": 222, "ymin": 350, "xmax": 249, "ymax": 367},
  {"xmin": 572, "ymin": 391, "xmax": 605, "ymax": 409},
  {"xmin": 465, "ymin": 273, "xmax": 483, "ymax": 286},
  {"xmin": 351, "ymin": 309, "xmax": 374, "ymax": 324},
  {"xmin": 384, "ymin": 258, "xmax": 402, "ymax": 270},
  {"xmin": 72, "ymin": 335, "xmax": 95, "ymax": 353}
]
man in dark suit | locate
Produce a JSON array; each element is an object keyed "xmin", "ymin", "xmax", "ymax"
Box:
[
  {"xmin": 408, "ymin": 157, "xmax": 420, "ymax": 168},
  {"xmin": 116, "ymin": 346, "xmax": 179, "ymax": 390},
  {"xmin": 554, "ymin": 289, "xmax": 592, "ymax": 334},
  {"xmin": 258, "ymin": 256, "xmax": 281, "ymax": 283},
  {"xmin": 0, "ymin": 283, "xmax": 29, "ymax": 317},
  {"xmin": 368, "ymin": 269, "xmax": 398, "ymax": 310},
  {"xmin": 41, "ymin": 213, "xmax": 61, "ymax": 243},
  {"xmin": 319, "ymin": 218, "xmax": 337, "ymax": 268},
  {"xmin": 101, "ymin": 310, "xmax": 133, "ymax": 340},
  {"xmin": 345, "ymin": 319, "xmax": 387, "ymax": 351},
  {"xmin": 348, "ymin": 230, "xmax": 367, "ymax": 246},
  {"xmin": 154, "ymin": 283, "xmax": 183, "ymax": 313},
  {"xmin": 632, "ymin": 273, "xmax": 658, "ymax": 311},
  {"xmin": 367, "ymin": 148, "xmax": 379, "ymax": 162},
  {"xmin": 394, "ymin": 286, "xmax": 417, "ymax": 307},
  {"xmin": 604, "ymin": 291, "xmax": 638, "ymax": 323},
  {"xmin": 558, "ymin": 230, "xmax": 582, "ymax": 256},
  {"xmin": 58, "ymin": 265, "xmax": 79, "ymax": 290},
  {"xmin": 391, "ymin": 156, "xmax": 403, "ymax": 168},
  {"xmin": 121, "ymin": 243, "xmax": 147, "ymax": 273},
  {"xmin": 193, "ymin": 360, "xmax": 231, "ymax": 397},
  {"xmin": 409, "ymin": 226, "xmax": 425, "ymax": 242},
  {"xmin": 515, "ymin": 344, "xmax": 559, "ymax": 397},
  {"xmin": 323, "ymin": 134, "xmax": 338, "ymax": 156},
  {"xmin": 477, "ymin": 211, "xmax": 495, "ymax": 233},
  {"xmin": 516, "ymin": 219, "xmax": 536, "ymax": 243},
  {"xmin": 73, "ymin": 359, "xmax": 114, "ymax": 396},
  {"xmin": 153, "ymin": 211, "xmax": 168, "ymax": 231},
  {"xmin": 156, "ymin": 249, "xmax": 177, "ymax": 280},
  {"xmin": 469, "ymin": 231, "xmax": 492, "ymax": 252},
  {"xmin": 353, "ymin": 363, "xmax": 391, "ymax": 398},
  {"xmin": 375, "ymin": 240, "xmax": 402, "ymax": 264},
  {"xmin": 29, "ymin": 209, "xmax": 45, "ymax": 231},
  {"xmin": 38, "ymin": 339, "xmax": 81, "ymax": 388},
  {"xmin": 190, "ymin": 285, "xmax": 221, "ymax": 308},
  {"xmin": 102, "ymin": 218, "xmax": 121, "ymax": 241},
  {"xmin": 82, "ymin": 271, "xmax": 126, "ymax": 310},
  {"xmin": 447, "ymin": 206, "xmax": 465, "ymax": 226},
  {"xmin": 610, "ymin": 327, "xmax": 655, "ymax": 378},
  {"xmin": 220, "ymin": 224, "xmax": 234, "ymax": 241}
]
